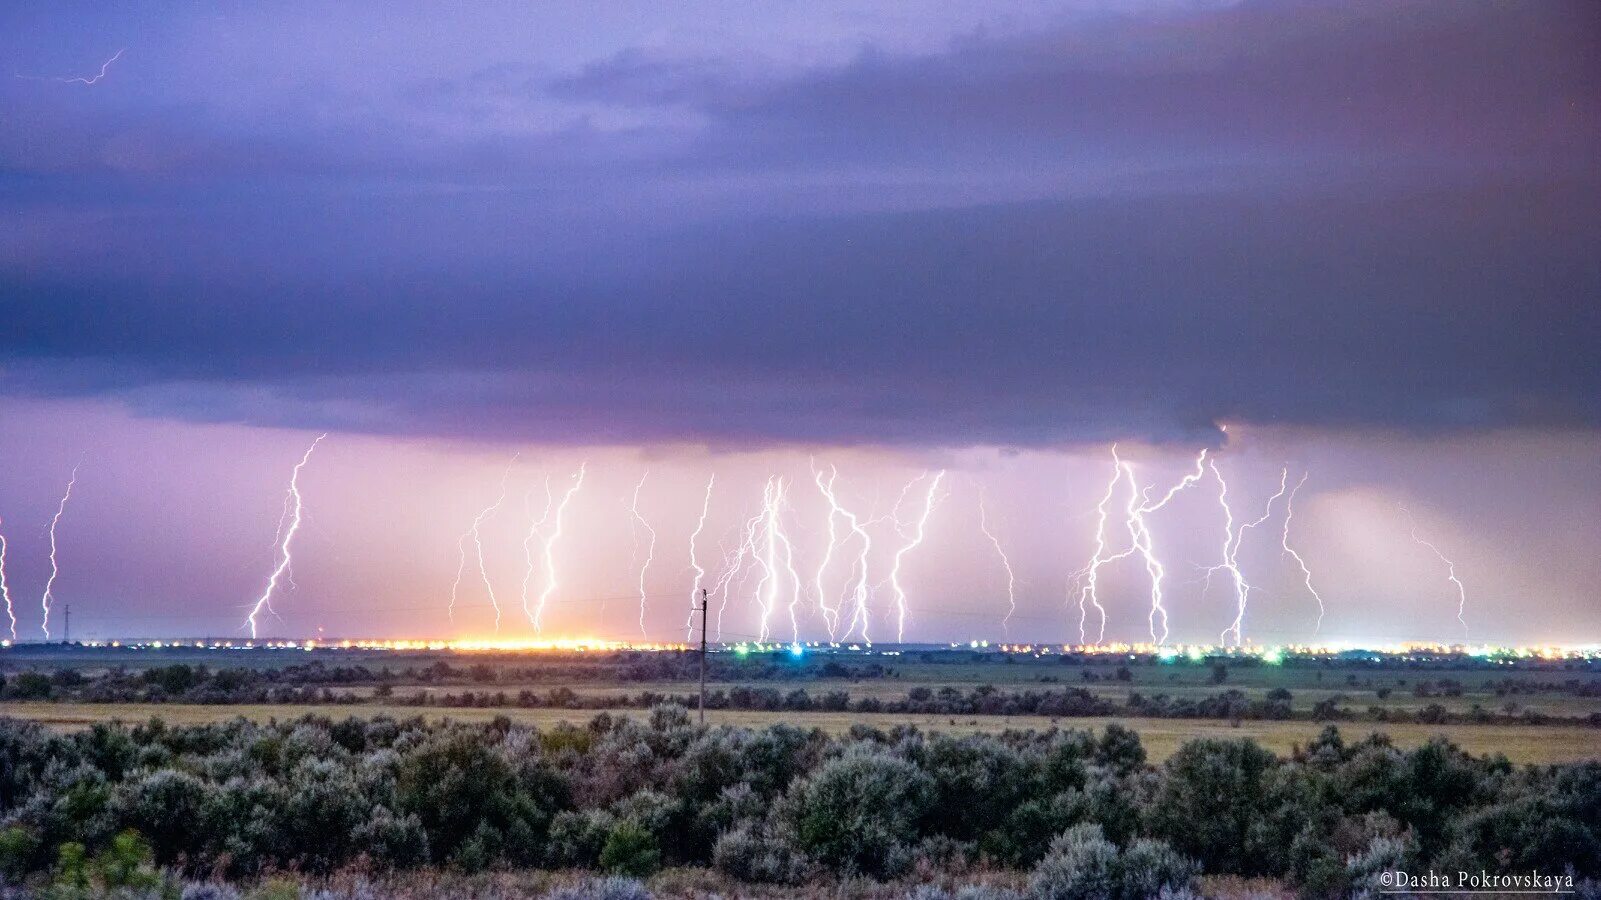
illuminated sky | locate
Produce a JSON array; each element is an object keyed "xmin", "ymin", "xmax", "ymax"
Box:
[{"xmin": 1, "ymin": 2, "xmax": 1596, "ymax": 644}]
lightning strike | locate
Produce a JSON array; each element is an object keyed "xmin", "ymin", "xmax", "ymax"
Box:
[
  {"xmin": 711, "ymin": 497, "xmax": 768, "ymax": 641},
  {"xmin": 811, "ymin": 463, "xmax": 849, "ymax": 640},
  {"xmin": 773, "ymin": 482, "xmax": 804, "ymax": 646},
  {"xmin": 245, "ymin": 436, "xmax": 325, "ymax": 640},
  {"xmin": 0, "ymin": 513, "xmax": 15, "ymax": 642},
  {"xmin": 1072, "ymin": 447, "xmax": 1127, "ymax": 645},
  {"xmin": 627, "ymin": 472, "xmax": 657, "ymax": 637},
  {"xmin": 809, "ymin": 465, "xmax": 876, "ymax": 644},
  {"xmin": 682, "ymin": 470, "xmax": 714, "ymax": 637},
  {"xmin": 1211, "ymin": 463, "xmax": 1288, "ymax": 647},
  {"xmin": 38, "ymin": 463, "xmax": 82, "ymax": 640},
  {"xmin": 888, "ymin": 470, "xmax": 946, "ymax": 643},
  {"xmin": 1124, "ymin": 449, "xmax": 1209, "ymax": 644},
  {"xmin": 16, "ymin": 48, "xmax": 125, "ymax": 85},
  {"xmin": 519, "ymin": 475, "xmax": 555, "ymax": 626},
  {"xmin": 750, "ymin": 477, "xmax": 802, "ymax": 644},
  {"xmin": 449, "ymin": 454, "xmax": 518, "ymax": 631},
  {"xmin": 1401, "ymin": 505, "xmax": 1469, "ymax": 640},
  {"xmin": 1281, "ymin": 473, "xmax": 1327, "ymax": 634},
  {"xmin": 533, "ymin": 462, "xmax": 586, "ymax": 632},
  {"xmin": 976, "ymin": 487, "xmax": 1017, "ymax": 636}
]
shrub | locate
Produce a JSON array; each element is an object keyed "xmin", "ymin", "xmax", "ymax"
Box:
[
  {"xmin": 351, "ymin": 806, "xmax": 430, "ymax": 868},
  {"xmin": 712, "ymin": 824, "xmax": 811, "ymax": 884},
  {"xmin": 0, "ymin": 825, "xmax": 40, "ymax": 880},
  {"xmin": 779, "ymin": 747, "xmax": 935, "ymax": 877},
  {"xmin": 1027, "ymin": 824, "xmax": 1194, "ymax": 900},
  {"xmin": 93, "ymin": 829, "xmax": 160, "ymax": 890},
  {"xmin": 1147, "ymin": 738, "xmax": 1280, "ymax": 875},
  {"xmin": 599, "ymin": 820, "xmax": 660, "ymax": 877},
  {"xmin": 1027, "ymin": 824, "xmax": 1120, "ymax": 900}
]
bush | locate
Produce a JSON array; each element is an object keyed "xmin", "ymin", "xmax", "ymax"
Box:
[
  {"xmin": 599, "ymin": 820, "xmax": 660, "ymax": 877},
  {"xmin": 712, "ymin": 824, "xmax": 812, "ymax": 884},
  {"xmin": 779, "ymin": 747, "xmax": 935, "ymax": 877},
  {"xmin": 93, "ymin": 829, "xmax": 160, "ymax": 890},
  {"xmin": 1028, "ymin": 824, "xmax": 1119, "ymax": 899},
  {"xmin": 0, "ymin": 825, "xmax": 40, "ymax": 880},
  {"xmin": 1027, "ymin": 824, "xmax": 1195, "ymax": 900}
]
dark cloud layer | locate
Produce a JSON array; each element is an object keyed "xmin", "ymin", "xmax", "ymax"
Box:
[{"xmin": 2, "ymin": 1, "xmax": 1597, "ymax": 447}]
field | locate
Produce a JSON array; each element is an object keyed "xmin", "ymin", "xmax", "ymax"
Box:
[
  {"xmin": 2, "ymin": 643, "xmax": 1597, "ymax": 764},
  {"xmin": 1, "ymin": 700, "xmax": 1595, "ymax": 765}
]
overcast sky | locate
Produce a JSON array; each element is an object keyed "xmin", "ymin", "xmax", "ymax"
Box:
[{"xmin": 1, "ymin": 2, "xmax": 1596, "ymax": 645}]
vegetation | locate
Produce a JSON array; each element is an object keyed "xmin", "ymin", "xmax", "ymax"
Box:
[
  {"xmin": 0, "ymin": 707, "xmax": 1596, "ymax": 897},
  {"xmin": 4, "ymin": 655, "xmax": 1598, "ymax": 730}
]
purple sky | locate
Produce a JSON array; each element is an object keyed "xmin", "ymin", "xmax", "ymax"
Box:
[{"xmin": 1, "ymin": 2, "xmax": 1597, "ymax": 644}]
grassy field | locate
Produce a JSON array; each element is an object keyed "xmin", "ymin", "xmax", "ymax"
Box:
[{"xmin": 3, "ymin": 700, "xmax": 1595, "ymax": 765}]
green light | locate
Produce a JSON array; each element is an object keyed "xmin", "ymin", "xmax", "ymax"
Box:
[
  {"xmin": 1262, "ymin": 648, "xmax": 1283, "ymax": 665},
  {"xmin": 1186, "ymin": 647, "xmax": 1205, "ymax": 662},
  {"xmin": 1157, "ymin": 647, "xmax": 1178, "ymax": 662}
]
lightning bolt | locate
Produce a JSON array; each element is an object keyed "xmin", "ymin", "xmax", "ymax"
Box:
[
  {"xmin": 752, "ymin": 477, "xmax": 803, "ymax": 644},
  {"xmin": 976, "ymin": 486, "xmax": 1017, "ymax": 637},
  {"xmin": 519, "ymin": 475, "xmax": 555, "ymax": 626},
  {"xmin": 449, "ymin": 454, "xmax": 518, "ymax": 631},
  {"xmin": 811, "ymin": 463, "xmax": 847, "ymax": 641},
  {"xmin": 38, "ymin": 463, "xmax": 82, "ymax": 640},
  {"xmin": 1072, "ymin": 447, "xmax": 1127, "ymax": 644},
  {"xmin": 245, "ymin": 436, "xmax": 324, "ymax": 640},
  {"xmin": 628, "ymin": 472, "xmax": 657, "ymax": 637},
  {"xmin": 888, "ymin": 470, "xmax": 946, "ymax": 643},
  {"xmin": 812, "ymin": 464, "xmax": 877, "ymax": 645},
  {"xmin": 1124, "ymin": 449, "xmax": 1208, "ymax": 644},
  {"xmin": 16, "ymin": 48, "xmax": 125, "ymax": 85},
  {"xmin": 1072, "ymin": 447, "xmax": 1207, "ymax": 645},
  {"xmin": 684, "ymin": 474, "xmax": 715, "ymax": 641},
  {"xmin": 533, "ymin": 462, "xmax": 586, "ymax": 631},
  {"xmin": 1281, "ymin": 473, "xmax": 1327, "ymax": 634},
  {"xmin": 710, "ymin": 487, "xmax": 770, "ymax": 641},
  {"xmin": 1211, "ymin": 463, "xmax": 1288, "ymax": 647},
  {"xmin": 0, "ymin": 513, "xmax": 15, "ymax": 642},
  {"xmin": 1401, "ymin": 505, "xmax": 1468, "ymax": 641},
  {"xmin": 773, "ymin": 481, "xmax": 804, "ymax": 647}
]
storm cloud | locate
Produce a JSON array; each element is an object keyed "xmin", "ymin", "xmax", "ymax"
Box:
[{"xmin": 3, "ymin": 0, "xmax": 1597, "ymax": 448}]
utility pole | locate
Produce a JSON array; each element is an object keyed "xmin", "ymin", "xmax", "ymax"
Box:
[
  {"xmin": 698, "ymin": 588, "xmax": 709, "ymax": 725},
  {"xmin": 63, "ymin": 605, "xmax": 70, "ymax": 643}
]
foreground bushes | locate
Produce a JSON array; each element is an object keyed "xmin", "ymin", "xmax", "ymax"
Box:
[{"xmin": 0, "ymin": 708, "xmax": 1596, "ymax": 896}]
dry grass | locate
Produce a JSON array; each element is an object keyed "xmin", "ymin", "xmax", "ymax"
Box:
[{"xmin": 2, "ymin": 701, "xmax": 1594, "ymax": 765}]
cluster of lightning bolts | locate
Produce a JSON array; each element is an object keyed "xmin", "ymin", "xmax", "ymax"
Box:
[
  {"xmin": 232, "ymin": 443, "xmax": 1471, "ymax": 645},
  {"xmin": 0, "ymin": 435, "xmax": 1479, "ymax": 644},
  {"xmin": 1073, "ymin": 446, "xmax": 1314, "ymax": 647},
  {"xmin": 453, "ymin": 458, "xmax": 589, "ymax": 634},
  {"xmin": 1071, "ymin": 445, "xmax": 1474, "ymax": 647}
]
